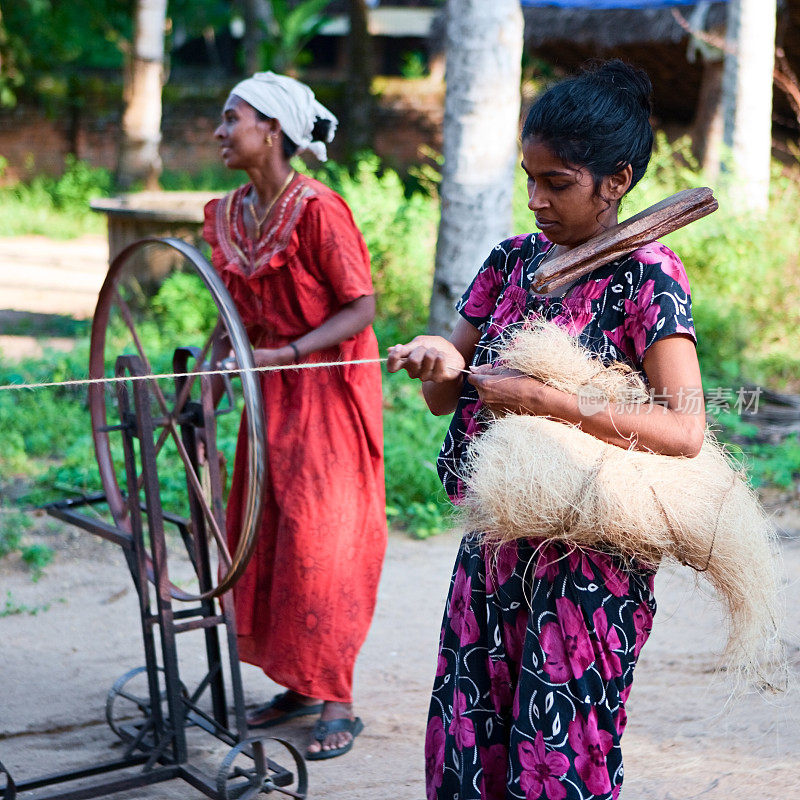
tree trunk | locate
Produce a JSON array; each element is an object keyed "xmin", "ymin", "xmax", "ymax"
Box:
[
  {"xmin": 345, "ymin": 0, "xmax": 374, "ymax": 155},
  {"xmin": 428, "ymin": 0, "xmax": 523, "ymax": 336},
  {"xmin": 117, "ymin": 0, "xmax": 167, "ymax": 190},
  {"xmin": 241, "ymin": 0, "xmax": 272, "ymax": 76},
  {"xmin": 692, "ymin": 58, "xmax": 724, "ymax": 179},
  {"xmin": 721, "ymin": 0, "xmax": 777, "ymax": 214}
]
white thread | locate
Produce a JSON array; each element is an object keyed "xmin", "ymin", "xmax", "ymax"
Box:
[
  {"xmin": 0, "ymin": 358, "xmax": 388, "ymax": 392},
  {"xmin": 0, "ymin": 357, "xmax": 474, "ymax": 392}
]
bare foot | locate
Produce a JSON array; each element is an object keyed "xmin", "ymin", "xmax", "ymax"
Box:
[
  {"xmin": 306, "ymin": 701, "xmax": 357, "ymax": 756},
  {"xmin": 246, "ymin": 690, "xmax": 322, "ymax": 727}
]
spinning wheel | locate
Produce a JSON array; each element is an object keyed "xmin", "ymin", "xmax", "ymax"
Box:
[
  {"xmin": 10, "ymin": 237, "xmax": 306, "ymax": 800},
  {"xmin": 88, "ymin": 237, "xmax": 266, "ymax": 600}
]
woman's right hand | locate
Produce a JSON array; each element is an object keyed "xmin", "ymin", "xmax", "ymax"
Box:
[{"xmin": 386, "ymin": 335, "xmax": 467, "ymax": 382}]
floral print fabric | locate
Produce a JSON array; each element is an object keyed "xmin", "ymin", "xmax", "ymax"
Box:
[
  {"xmin": 438, "ymin": 234, "xmax": 695, "ymax": 502},
  {"xmin": 428, "ymin": 537, "xmax": 656, "ymax": 800},
  {"xmin": 426, "ymin": 234, "xmax": 694, "ymax": 799}
]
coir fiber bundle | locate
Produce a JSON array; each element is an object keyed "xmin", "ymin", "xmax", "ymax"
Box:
[{"xmin": 461, "ymin": 320, "xmax": 783, "ymax": 683}]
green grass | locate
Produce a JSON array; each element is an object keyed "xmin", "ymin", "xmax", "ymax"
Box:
[
  {"xmin": 381, "ymin": 370, "xmax": 454, "ymax": 537},
  {"xmin": 0, "ymin": 590, "xmax": 62, "ymax": 617},
  {"xmin": 0, "ymin": 511, "xmax": 55, "ymax": 581},
  {"xmin": 0, "ymin": 155, "xmax": 110, "ymax": 238}
]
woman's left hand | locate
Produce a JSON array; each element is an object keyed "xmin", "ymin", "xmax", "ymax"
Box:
[
  {"xmin": 467, "ymin": 364, "xmax": 560, "ymax": 416},
  {"xmin": 252, "ymin": 346, "xmax": 296, "ymax": 368}
]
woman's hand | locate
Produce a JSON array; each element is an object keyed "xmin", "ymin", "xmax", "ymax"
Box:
[
  {"xmin": 386, "ymin": 335, "xmax": 467, "ymax": 382},
  {"xmin": 467, "ymin": 336, "xmax": 705, "ymax": 458},
  {"xmin": 252, "ymin": 346, "xmax": 296, "ymax": 368},
  {"xmin": 386, "ymin": 319, "xmax": 481, "ymax": 416},
  {"xmin": 467, "ymin": 364, "xmax": 561, "ymax": 416}
]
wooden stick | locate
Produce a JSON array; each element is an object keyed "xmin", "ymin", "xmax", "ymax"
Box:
[{"xmin": 531, "ymin": 187, "xmax": 719, "ymax": 294}]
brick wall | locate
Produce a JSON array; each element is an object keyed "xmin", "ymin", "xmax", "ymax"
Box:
[{"xmin": 0, "ymin": 79, "xmax": 444, "ymax": 183}]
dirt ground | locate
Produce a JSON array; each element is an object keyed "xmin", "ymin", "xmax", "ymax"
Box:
[
  {"xmin": 2, "ymin": 236, "xmax": 800, "ymax": 799},
  {"xmin": 2, "ymin": 521, "xmax": 800, "ymax": 800}
]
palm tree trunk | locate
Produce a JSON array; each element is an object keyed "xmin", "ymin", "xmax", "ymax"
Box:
[
  {"xmin": 721, "ymin": 0, "xmax": 777, "ymax": 214},
  {"xmin": 428, "ymin": 0, "xmax": 523, "ymax": 335},
  {"xmin": 241, "ymin": 0, "xmax": 272, "ymax": 76},
  {"xmin": 345, "ymin": 0, "xmax": 374, "ymax": 155},
  {"xmin": 117, "ymin": 0, "xmax": 167, "ymax": 190},
  {"xmin": 692, "ymin": 58, "xmax": 724, "ymax": 179}
]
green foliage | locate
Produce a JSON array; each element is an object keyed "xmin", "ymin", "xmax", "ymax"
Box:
[
  {"xmin": 314, "ymin": 155, "xmax": 438, "ymax": 333},
  {"xmin": 168, "ymin": 0, "xmax": 231, "ymax": 40},
  {"xmin": 257, "ymin": 0, "xmax": 333, "ymax": 73},
  {"xmin": 0, "ymin": 511, "xmax": 54, "ymax": 580},
  {"xmin": 1, "ymin": 590, "xmax": 53, "ymax": 617},
  {"xmin": 21, "ymin": 543, "xmax": 54, "ymax": 580},
  {"xmin": 400, "ymin": 51, "xmax": 427, "ymax": 79},
  {"xmin": 746, "ymin": 435, "xmax": 800, "ymax": 489},
  {"xmin": 0, "ymin": 155, "xmax": 110, "ymax": 237},
  {"xmin": 381, "ymin": 369, "xmax": 452, "ymax": 537},
  {"xmin": 149, "ymin": 272, "xmax": 219, "ymax": 339},
  {"xmin": 1, "ymin": 0, "xmax": 132, "ymax": 107},
  {"xmin": 691, "ymin": 300, "xmax": 751, "ymax": 386},
  {"xmin": 0, "ymin": 14, "xmax": 24, "ymax": 107},
  {"xmin": 0, "ymin": 512, "xmax": 31, "ymax": 558},
  {"xmin": 161, "ymin": 163, "xmax": 242, "ymax": 193},
  {"xmin": 49, "ymin": 155, "xmax": 113, "ymax": 209},
  {"xmin": 713, "ymin": 410, "xmax": 800, "ymax": 491}
]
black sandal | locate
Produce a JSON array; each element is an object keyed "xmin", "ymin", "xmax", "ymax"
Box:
[
  {"xmin": 305, "ymin": 717, "xmax": 364, "ymax": 760},
  {"xmin": 247, "ymin": 692, "xmax": 323, "ymax": 729}
]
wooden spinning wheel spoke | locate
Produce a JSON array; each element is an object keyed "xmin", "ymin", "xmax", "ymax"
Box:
[
  {"xmin": 111, "ymin": 287, "xmax": 177, "ymax": 469},
  {"xmin": 188, "ymin": 320, "xmax": 224, "ymax": 395},
  {"xmin": 141, "ymin": 320, "xmax": 224, "ymax": 468},
  {"xmin": 168, "ymin": 319, "xmax": 224, "ymax": 427},
  {"xmin": 150, "ymin": 426, "xmax": 173, "ymax": 470},
  {"xmin": 114, "ymin": 277, "xmax": 232, "ymax": 569},
  {"xmin": 164, "ymin": 421, "xmax": 232, "ymax": 570},
  {"xmin": 90, "ymin": 238, "xmax": 267, "ymax": 602},
  {"xmin": 113, "ymin": 289, "xmax": 152, "ymax": 372}
]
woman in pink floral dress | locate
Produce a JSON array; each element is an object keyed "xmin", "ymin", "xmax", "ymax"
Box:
[{"xmin": 388, "ymin": 61, "xmax": 706, "ymax": 799}]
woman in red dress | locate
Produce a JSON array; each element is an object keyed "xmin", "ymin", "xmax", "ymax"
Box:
[{"xmin": 203, "ymin": 72, "xmax": 387, "ymax": 760}]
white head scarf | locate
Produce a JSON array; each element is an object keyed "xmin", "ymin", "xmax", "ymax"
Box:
[{"xmin": 230, "ymin": 71, "xmax": 338, "ymax": 162}]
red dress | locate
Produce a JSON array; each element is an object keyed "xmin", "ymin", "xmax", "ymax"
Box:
[{"xmin": 203, "ymin": 173, "xmax": 387, "ymax": 703}]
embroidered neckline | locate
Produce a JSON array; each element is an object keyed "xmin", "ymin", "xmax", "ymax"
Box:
[{"xmin": 214, "ymin": 175, "xmax": 318, "ymax": 277}]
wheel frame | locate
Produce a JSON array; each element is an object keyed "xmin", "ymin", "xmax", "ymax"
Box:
[
  {"xmin": 105, "ymin": 665, "xmax": 189, "ymax": 746},
  {"xmin": 0, "ymin": 759, "xmax": 16, "ymax": 800},
  {"xmin": 88, "ymin": 237, "xmax": 266, "ymax": 601},
  {"xmin": 217, "ymin": 736, "xmax": 308, "ymax": 800}
]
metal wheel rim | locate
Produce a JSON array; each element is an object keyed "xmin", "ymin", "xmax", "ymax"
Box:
[
  {"xmin": 89, "ymin": 237, "xmax": 266, "ymax": 600},
  {"xmin": 217, "ymin": 736, "xmax": 308, "ymax": 799}
]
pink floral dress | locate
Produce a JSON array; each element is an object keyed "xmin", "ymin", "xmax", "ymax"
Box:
[{"xmin": 426, "ymin": 234, "xmax": 695, "ymax": 800}]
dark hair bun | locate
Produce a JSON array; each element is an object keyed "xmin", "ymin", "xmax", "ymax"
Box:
[
  {"xmin": 311, "ymin": 117, "xmax": 332, "ymax": 143},
  {"xmin": 589, "ymin": 59, "xmax": 653, "ymax": 117},
  {"xmin": 522, "ymin": 58, "xmax": 654, "ymax": 193}
]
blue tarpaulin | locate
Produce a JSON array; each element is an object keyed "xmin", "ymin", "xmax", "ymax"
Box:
[{"xmin": 521, "ymin": 0, "xmax": 727, "ymax": 7}]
